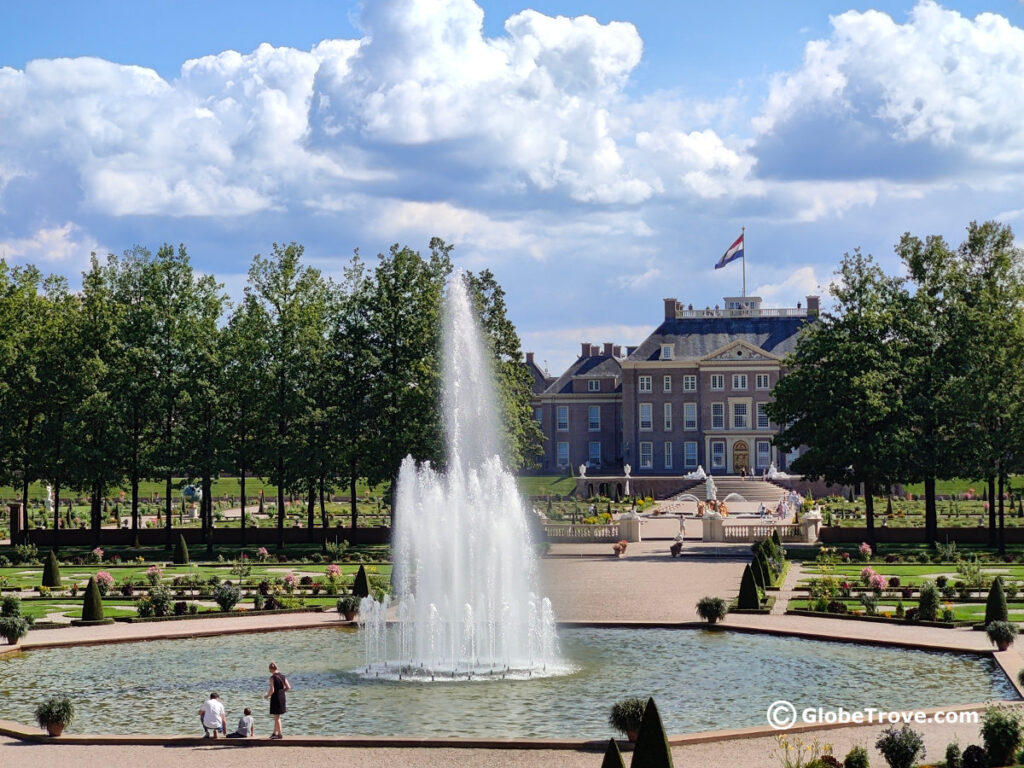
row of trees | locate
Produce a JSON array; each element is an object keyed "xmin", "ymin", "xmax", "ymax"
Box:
[
  {"xmin": 0, "ymin": 238, "xmax": 541, "ymax": 550},
  {"xmin": 770, "ymin": 221, "xmax": 1024, "ymax": 551}
]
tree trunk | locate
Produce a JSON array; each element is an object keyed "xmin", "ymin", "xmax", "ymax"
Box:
[
  {"xmin": 164, "ymin": 474, "xmax": 173, "ymax": 549},
  {"xmin": 204, "ymin": 475, "xmax": 214, "ymax": 556},
  {"xmin": 307, "ymin": 484, "xmax": 315, "ymax": 542},
  {"xmin": 989, "ymin": 475, "xmax": 997, "ymax": 547},
  {"xmin": 239, "ymin": 469, "xmax": 247, "ymax": 548},
  {"xmin": 91, "ymin": 484, "xmax": 102, "ymax": 546},
  {"xmin": 349, "ymin": 464, "xmax": 358, "ymax": 546},
  {"xmin": 924, "ymin": 475, "xmax": 937, "ymax": 545},
  {"xmin": 52, "ymin": 484, "xmax": 61, "ymax": 553},
  {"xmin": 21, "ymin": 478, "xmax": 29, "ymax": 545},
  {"xmin": 864, "ymin": 486, "xmax": 876, "ymax": 548},
  {"xmin": 999, "ymin": 473, "xmax": 1006, "ymax": 557},
  {"xmin": 277, "ymin": 455, "xmax": 285, "ymax": 551},
  {"xmin": 320, "ymin": 478, "xmax": 328, "ymax": 553}
]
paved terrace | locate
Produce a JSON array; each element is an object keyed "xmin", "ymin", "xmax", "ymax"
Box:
[{"xmin": 3, "ymin": 535, "xmax": 1023, "ymax": 768}]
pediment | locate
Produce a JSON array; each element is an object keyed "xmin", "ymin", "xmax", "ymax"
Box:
[{"xmin": 700, "ymin": 339, "xmax": 778, "ymax": 362}]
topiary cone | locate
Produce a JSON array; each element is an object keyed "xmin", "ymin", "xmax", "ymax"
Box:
[
  {"xmin": 737, "ymin": 564, "xmax": 760, "ymax": 610},
  {"xmin": 602, "ymin": 737, "xmax": 626, "ymax": 768},
  {"xmin": 986, "ymin": 576, "xmax": 1008, "ymax": 626},
  {"xmin": 353, "ymin": 564, "xmax": 370, "ymax": 598},
  {"xmin": 630, "ymin": 698, "xmax": 673, "ymax": 768},
  {"xmin": 771, "ymin": 528, "xmax": 782, "ymax": 550},
  {"xmin": 173, "ymin": 534, "xmax": 189, "ymax": 565},
  {"xmin": 82, "ymin": 577, "xmax": 105, "ymax": 622},
  {"xmin": 42, "ymin": 550, "xmax": 61, "ymax": 589}
]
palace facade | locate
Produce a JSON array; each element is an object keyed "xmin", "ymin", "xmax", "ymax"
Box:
[{"xmin": 527, "ymin": 294, "xmax": 818, "ymax": 476}]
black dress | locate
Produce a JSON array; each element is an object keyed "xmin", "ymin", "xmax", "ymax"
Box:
[{"xmin": 269, "ymin": 672, "xmax": 287, "ymax": 715}]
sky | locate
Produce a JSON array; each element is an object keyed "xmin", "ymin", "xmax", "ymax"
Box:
[{"xmin": 2, "ymin": 0, "xmax": 1023, "ymax": 374}]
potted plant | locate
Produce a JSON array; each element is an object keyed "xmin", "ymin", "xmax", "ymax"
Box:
[
  {"xmin": 35, "ymin": 695, "xmax": 75, "ymax": 737},
  {"xmin": 987, "ymin": 620, "xmax": 1019, "ymax": 651},
  {"xmin": 696, "ymin": 596, "xmax": 727, "ymax": 624},
  {"xmin": 608, "ymin": 696, "xmax": 646, "ymax": 742},
  {"xmin": 337, "ymin": 594, "xmax": 361, "ymax": 621}
]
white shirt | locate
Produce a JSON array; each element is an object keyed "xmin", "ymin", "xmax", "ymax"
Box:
[
  {"xmin": 201, "ymin": 698, "xmax": 225, "ymax": 729},
  {"xmin": 235, "ymin": 715, "xmax": 254, "ymax": 736}
]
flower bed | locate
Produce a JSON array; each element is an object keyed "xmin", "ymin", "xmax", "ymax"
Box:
[
  {"xmin": 728, "ymin": 595, "xmax": 776, "ymax": 615},
  {"xmin": 785, "ymin": 608, "xmax": 971, "ymax": 629},
  {"xmin": 115, "ymin": 606, "xmax": 326, "ymax": 623}
]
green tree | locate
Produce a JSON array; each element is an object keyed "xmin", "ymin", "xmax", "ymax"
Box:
[
  {"xmin": 986, "ymin": 576, "xmax": 1008, "ymax": 626},
  {"xmin": 769, "ymin": 250, "xmax": 907, "ymax": 547}
]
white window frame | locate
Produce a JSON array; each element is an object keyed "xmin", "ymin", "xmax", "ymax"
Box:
[
  {"xmin": 710, "ymin": 374, "xmax": 724, "ymax": 391},
  {"xmin": 684, "ymin": 441, "xmax": 698, "ymax": 468},
  {"xmin": 711, "ymin": 402, "xmax": 725, "ymax": 429},
  {"xmin": 756, "ymin": 440, "xmax": 771, "ymax": 468},
  {"xmin": 588, "ymin": 379, "xmax": 601, "ymax": 392},
  {"xmin": 732, "ymin": 402, "xmax": 749, "ymax": 430},
  {"xmin": 663, "ymin": 441, "xmax": 673, "ymax": 469},
  {"xmin": 639, "ymin": 403, "xmax": 653, "ymax": 431},
  {"xmin": 556, "ymin": 442, "xmax": 569, "ymax": 467},
  {"xmin": 534, "ymin": 407, "xmax": 542, "ymax": 424},
  {"xmin": 683, "ymin": 402, "xmax": 697, "ymax": 431},
  {"xmin": 663, "ymin": 402, "xmax": 673, "ymax": 431},
  {"xmin": 588, "ymin": 405, "xmax": 601, "ymax": 431},
  {"xmin": 732, "ymin": 374, "xmax": 748, "ymax": 390},
  {"xmin": 638, "ymin": 375, "xmax": 653, "ymax": 393},
  {"xmin": 661, "ymin": 344, "xmax": 673, "ymax": 360},
  {"xmin": 639, "ymin": 442, "xmax": 653, "ymax": 469},
  {"xmin": 589, "ymin": 441, "xmax": 602, "ymax": 467},
  {"xmin": 683, "ymin": 375, "xmax": 697, "ymax": 392},
  {"xmin": 556, "ymin": 405, "xmax": 569, "ymax": 432},
  {"xmin": 756, "ymin": 373, "xmax": 770, "ymax": 390},
  {"xmin": 663, "ymin": 375, "xmax": 672, "ymax": 393},
  {"xmin": 711, "ymin": 441, "xmax": 725, "ymax": 469},
  {"xmin": 757, "ymin": 402, "xmax": 770, "ymax": 429}
]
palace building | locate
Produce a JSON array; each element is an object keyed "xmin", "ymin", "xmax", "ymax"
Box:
[{"xmin": 528, "ymin": 294, "xmax": 818, "ymax": 476}]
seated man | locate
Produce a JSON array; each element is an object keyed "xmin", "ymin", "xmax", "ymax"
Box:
[
  {"xmin": 198, "ymin": 692, "xmax": 227, "ymax": 738},
  {"xmin": 226, "ymin": 707, "xmax": 255, "ymax": 738}
]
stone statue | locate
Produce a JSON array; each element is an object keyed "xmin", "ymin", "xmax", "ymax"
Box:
[
  {"xmin": 623, "ymin": 464, "xmax": 631, "ymax": 496},
  {"xmin": 579, "ymin": 463, "xmax": 587, "ymax": 478},
  {"xmin": 45, "ymin": 485, "xmax": 53, "ymax": 515}
]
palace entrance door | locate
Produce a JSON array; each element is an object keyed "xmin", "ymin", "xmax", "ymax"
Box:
[{"xmin": 733, "ymin": 441, "xmax": 750, "ymax": 475}]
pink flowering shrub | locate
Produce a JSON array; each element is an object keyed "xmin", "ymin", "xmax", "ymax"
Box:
[
  {"xmin": 95, "ymin": 571, "xmax": 114, "ymax": 596},
  {"xmin": 860, "ymin": 567, "xmax": 877, "ymax": 585},
  {"xmin": 858, "ymin": 542, "xmax": 872, "ymax": 561},
  {"xmin": 869, "ymin": 574, "xmax": 887, "ymax": 594},
  {"xmin": 146, "ymin": 564, "xmax": 163, "ymax": 586},
  {"xmin": 283, "ymin": 573, "xmax": 297, "ymax": 594}
]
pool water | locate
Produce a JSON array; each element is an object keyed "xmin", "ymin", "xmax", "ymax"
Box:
[{"xmin": 0, "ymin": 626, "xmax": 1014, "ymax": 738}]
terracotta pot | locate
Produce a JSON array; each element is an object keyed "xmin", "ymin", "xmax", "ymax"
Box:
[
  {"xmin": 44, "ymin": 722, "xmax": 65, "ymax": 737},
  {"xmin": 998, "ymin": 640, "xmax": 1011, "ymax": 651},
  {"xmin": 627, "ymin": 729, "xmax": 639, "ymax": 743},
  {"xmin": 344, "ymin": 611, "xmax": 358, "ymax": 621}
]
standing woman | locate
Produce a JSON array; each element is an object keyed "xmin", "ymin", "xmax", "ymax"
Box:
[{"xmin": 264, "ymin": 661, "xmax": 291, "ymax": 739}]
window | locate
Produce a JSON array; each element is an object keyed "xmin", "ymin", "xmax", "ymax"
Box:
[
  {"xmin": 534, "ymin": 407, "xmax": 542, "ymax": 424},
  {"xmin": 639, "ymin": 403, "xmax": 653, "ymax": 431},
  {"xmin": 588, "ymin": 379, "xmax": 601, "ymax": 392},
  {"xmin": 756, "ymin": 373, "xmax": 770, "ymax": 390},
  {"xmin": 556, "ymin": 406, "xmax": 569, "ymax": 431},
  {"xmin": 732, "ymin": 402, "xmax": 749, "ymax": 429},
  {"xmin": 588, "ymin": 405, "xmax": 601, "ymax": 431},
  {"xmin": 711, "ymin": 403, "xmax": 725, "ymax": 429},
  {"xmin": 661, "ymin": 344, "xmax": 674, "ymax": 360},
  {"xmin": 638, "ymin": 375, "xmax": 653, "ymax": 393},
  {"xmin": 663, "ymin": 441, "xmax": 673, "ymax": 469},
  {"xmin": 732, "ymin": 374, "xmax": 748, "ymax": 390},
  {"xmin": 589, "ymin": 441, "xmax": 602, "ymax": 467},
  {"xmin": 684, "ymin": 441, "xmax": 698, "ymax": 467},
  {"xmin": 684, "ymin": 403, "xmax": 697, "ymax": 430},
  {"xmin": 663, "ymin": 402, "xmax": 672, "ymax": 431},
  {"xmin": 557, "ymin": 442, "xmax": 569, "ymax": 467},
  {"xmin": 639, "ymin": 442, "xmax": 653, "ymax": 469},
  {"xmin": 663, "ymin": 375, "xmax": 672, "ymax": 393},
  {"xmin": 710, "ymin": 374, "xmax": 724, "ymax": 390},
  {"xmin": 711, "ymin": 441, "xmax": 725, "ymax": 469},
  {"xmin": 757, "ymin": 440, "xmax": 771, "ymax": 468},
  {"xmin": 757, "ymin": 402, "xmax": 769, "ymax": 429},
  {"xmin": 683, "ymin": 375, "xmax": 697, "ymax": 392}
]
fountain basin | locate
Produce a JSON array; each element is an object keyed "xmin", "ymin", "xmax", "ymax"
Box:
[{"xmin": 0, "ymin": 626, "xmax": 1014, "ymax": 738}]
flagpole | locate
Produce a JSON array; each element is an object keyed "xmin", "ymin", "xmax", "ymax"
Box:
[{"xmin": 741, "ymin": 226, "xmax": 746, "ymax": 297}]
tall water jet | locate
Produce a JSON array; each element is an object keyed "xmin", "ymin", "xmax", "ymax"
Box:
[{"xmin": 358, "ymin": 274, "xmax": 564, "ymax": 680}]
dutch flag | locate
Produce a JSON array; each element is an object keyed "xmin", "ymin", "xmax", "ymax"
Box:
[{"xmin": 715, "ymin": 233, "xmax": 744, "ymax": 270}]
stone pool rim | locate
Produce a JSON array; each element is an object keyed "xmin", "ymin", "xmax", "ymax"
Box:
[{"xmin": 1, "ymin": 618, "xmax": 1020, "ymax": 750}]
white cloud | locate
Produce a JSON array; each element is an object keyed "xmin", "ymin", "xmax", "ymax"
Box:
[
  {"xmin": 0, "ymin": 222, "xmax": 104, "ymax": 274},
  {"xmin": 615, "ymin": 264, "xmax": 661, "ymax": 290},
  {"xmin": 521, "ymin": 323, "xmax": 652, "ymax": 375},
  {"xmin": 753, "ymin": 266, "xmax": 828, "ymax": 305}
]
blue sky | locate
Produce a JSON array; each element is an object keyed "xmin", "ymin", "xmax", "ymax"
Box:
[{"xmin": 2, "ymin": 0, "xmax": 1023, "ymax": 373}]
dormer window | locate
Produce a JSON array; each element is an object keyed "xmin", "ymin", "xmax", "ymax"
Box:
[
  {"xmin": 588, "ymin": 380, "xmax": 601, "ymax": 392},
  {"xmin": 661, "ymin": 344, "xmax": 673, "ymax": 360}
]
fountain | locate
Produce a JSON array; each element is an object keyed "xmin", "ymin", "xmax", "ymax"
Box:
[{"xmin": 358, "ymin": 274, "xmax": 564, "ymax": 681}]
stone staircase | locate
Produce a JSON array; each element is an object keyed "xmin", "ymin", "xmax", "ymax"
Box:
[{"xmin": 680, "ymin": 476, "xmax": 787, "ymax": 504}]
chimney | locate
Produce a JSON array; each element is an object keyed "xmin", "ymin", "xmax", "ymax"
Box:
[
  {"xmin": 526, "ymin": 351, "xmax": 535, "ymax": 364},
  {"xmin": 581, "ymin": 342, "xmax": 591, "ymax": 358},
  {"xmin": 603, "ymin": 342, "xmax": 613, "ymax": 356},
  {"xmin": 590, "ymin": 344, "xmax": 601, "ymax": 357},
  {"xmin": 613, "ymin": 345, "xmax": 623, "ymax": 358},
  {"xmin": 663, "ymin": 297, "xmax": 678, "ymax": 320},
  {"xmin": 806, "ymin": 295, "xmax": 820, "ymax": 316}
]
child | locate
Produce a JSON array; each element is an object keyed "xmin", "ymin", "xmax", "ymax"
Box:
[{"xmin": 226, "ymin": 707, "xmax": 255, "ymax": 738}]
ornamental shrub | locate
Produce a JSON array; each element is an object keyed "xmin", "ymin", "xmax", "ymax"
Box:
[
  {"xmin": 737, "ymin": 564, "xmax": 760, "ymax": 610},
  {"xmin": 0, "ymin": 615, "xmax": 30, "ymax": 644},
  {"xmin": 986, "ymin": 577, "xmax": 1009, "ymax": 626},
  {"xmin": 148, "ymin": 585, "xmax": 173, "ymax": 617},
  {"xmin": 81, "ymin": 577, "xmax": 105, "ymax": 622},
  {"xmin": 962, "ymin": 744, "xmax": 988, "ymax": 768},
  {"xmin": 173, "ymin": 535, "xmax": 189, "ymax": 565},
  {"xmin": 353, "ymin": 564, "xmax": 370, "ymax": 598},
  {"xmin": 213, "ymin": 582, "xmax": 241, "ymax": 612},
  {"xmin": 42, "ymin": 550, "xmax": 61, "ymax": 588},
  {"xmin": 918, "ymin": 583, "xmax": 940, "ymax": 622},
  {"xmin": 875, "ymin": 725, "xmax": 925, "ymax": 768},
  {"xmin": 631, "ymin": 698, "xmax": 673, "ymax": 768},
  {"xmin": 843, "ymin": 745, "xmax": 870, "ymax": 768},
  {"xmin": 945, "ymin": 741, "xmax": 963, "ymax": 768},
  {"xmin": 982, "ymin": 705, "xmax": 1023, "ymax": 766},
  {"xmin": 601, "ymin": 738, "xmax": 625, "ymax": 768}
]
